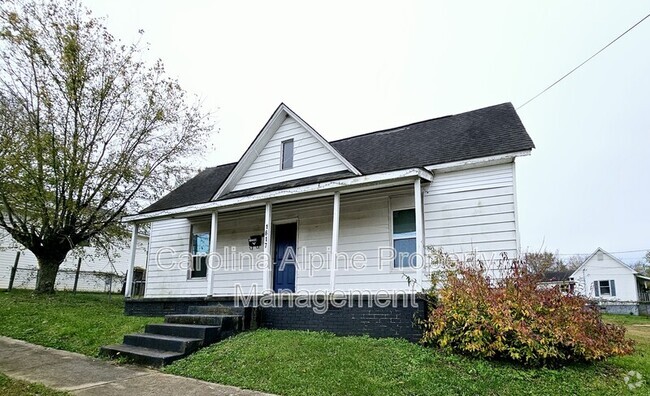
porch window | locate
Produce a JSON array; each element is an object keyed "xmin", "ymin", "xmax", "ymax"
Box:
[
  {"xmin": 594, "ymin": 280, "xmax": 616, "ymax": 297},
  {"xmin": 392, "ymin": 208, "xmax": 416, "ymax": 267},
  {"xmin": 281, "ymin": 139, "xmax": 294, "ymax": 170},
  {"xmin": 189, "ymin": 223, "xmax": 210, "ymax": 278}
]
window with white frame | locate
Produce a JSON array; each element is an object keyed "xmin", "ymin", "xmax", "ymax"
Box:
[
  {"xmin": 392, "ymin": 208, "xmax": 416, "ymax": 267},
  {"xmin": 281, "ymin": 139, "xmax": 294, "ymax": 170},
  {"xmin": 189, "ymin": 222, "xmax": 210, "ymax": 278},
  {"xmin": 594, "ymin": 279, "xmax": 616, "ymax": 297}
]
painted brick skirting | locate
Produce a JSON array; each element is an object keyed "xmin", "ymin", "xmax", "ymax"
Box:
[{"xmin": 125, "ymin": 294, "xmax": 428, "ymax": 342}]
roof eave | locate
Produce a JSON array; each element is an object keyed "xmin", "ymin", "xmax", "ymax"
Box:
[{"xmin": 425, "ymin": 150, "xmax": 532, "ymax": 173}]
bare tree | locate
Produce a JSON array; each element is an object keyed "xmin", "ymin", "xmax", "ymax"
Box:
[
  {"xmin": 563, "ymin": 254, "xmax": 586, "ymax": 271},
  {"xmin": 0, "ymin": 0, "xmax": 211, "ymax": 293},
  {"xmin": 523, "ymin": 251, "xmax": 564, "ymax": 274}
]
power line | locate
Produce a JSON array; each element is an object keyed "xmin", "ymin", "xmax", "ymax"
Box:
[
  {"xmin": 554, "ymin": 249, "xmax": 650, "ymax": 256},
  {"xmin": 517, "ymin": 12, "xmax": 650, "ymax": 110}
]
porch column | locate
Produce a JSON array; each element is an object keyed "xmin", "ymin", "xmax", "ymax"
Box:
[
  {"xmin": 124, "ymin": 223, "xmax": 139, "ymax": 298},
  {"xmin": 206, "ymin": 211, "xmax": 218, "ymax": 296},
  {"xmin": 414, "ymin": 178, "xmax": 425, "ymax": 286},
  {"xmin": 263, "ymin": 202, "xmax": 273, "ymax": 292},
  {"xmin": 330, "ymin": 191, "xmax": 341, "ymax": 292}
]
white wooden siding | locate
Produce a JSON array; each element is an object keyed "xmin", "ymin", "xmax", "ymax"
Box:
[
  {"xmin": 145, "ymin": 163, "xmax": 523, "ymax": 297},
  {"xmin": 232, "ymin": 116, "xmax": 349, "ymax": 192},
  {"xmin": 572, "ymin": 254, "xmax": 639, "ymax": 302},
  {"xmin": 145, "ymin": 218, "xmax": 205, "ymax": 297},
  {"xmin": 423, "ymin": 163, "xmax": 519, "ymax": 261},
  {"xmin": 211, "ymin": 208, "xmax": 265, "ymax": 296},
  {"xmin": 146, "ymin": 185, "xmax": 418, "ymax": 297},
  {"xmin": 336, "ymin": 188, "xmax": 414, "ymax": 292}
]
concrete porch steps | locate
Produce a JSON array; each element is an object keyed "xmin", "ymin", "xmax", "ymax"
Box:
[
  {"xmin": 188, "ymin": 305, "xmax": 248, "ymax": 316},
  {"xmin": 99, "ymin": 343, "xmax": 186, "ymax": 366},
  {"xmin": 145, "ymin": 323, "xmax": 222, "ymax": 344},
  {"xmin": 123, "ymin": 333, "xmax": 203, "ymax": 354},
  {"xmin": 101, "ymin": 306, "xmax": 245, "ymax": 367},
  {"xmin": 164, "ymin": 314, "xmax": 243, "ymax": 328}
]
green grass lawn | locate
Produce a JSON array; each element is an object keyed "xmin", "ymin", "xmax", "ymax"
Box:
[
  {"xmin": 602, "ymin": 314, "xmax": 650, "ymax": 384},
  {"xmin": 0, "ymin": 373, "xmax": 68, "ymax": 396},
  {"xmin": 1, "ymin": 289, "xmax": 649, "ymax": 395},
  {"xmin": 0, "ymin": 289, "xmax": 161, "ymax": 356},
  {"xmin": 163, "ymin": 328, "xmax": 646, "ymax": 396}
]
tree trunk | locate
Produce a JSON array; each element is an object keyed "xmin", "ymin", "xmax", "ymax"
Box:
[{"xmin": 35, "ymin": 256, "xmax": 65, "ymax": 294}]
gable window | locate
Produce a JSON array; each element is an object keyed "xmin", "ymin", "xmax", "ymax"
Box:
[
  {"xmin": 594, "ymin": 280, "xmax": 616, "ymax": 297},
  {"xmin": 189, "ymin": 222, "xmax": 210, "ymax": 278},
  {"xmin": 392, "ymin": 208, "xmax": 416, "ymax": 267},
  {"xmin": 281, "ymin": 139, "xmax": 294, "ymax": 170}
]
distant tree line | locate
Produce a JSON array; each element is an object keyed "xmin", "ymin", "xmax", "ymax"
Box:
[{"xmin": 525, "ymin": 250, "xmax": 650, "ymax": 277}]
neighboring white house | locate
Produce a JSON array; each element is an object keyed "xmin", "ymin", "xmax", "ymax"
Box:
[
  {"xmin": 571, "ymin": 247, "xmax": 650, "ymax": 315},
  {"xmin": 120, "ymin": 102, "xmax": 535, "ymax": 311},
  {"xmin": 0, "ymin": 230, "xmax": 149, "ymax": 293}
]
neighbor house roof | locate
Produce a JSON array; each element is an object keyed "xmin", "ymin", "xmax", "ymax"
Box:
[
  {"xmin": 540, "ymin": 270, "xmax": 574, "ymax": 283},
  {"xmin": 141, "ymin": 102, "xmax": 534, "ymax": 214},
  {"xmin": 570, "ymin": 247, "xmax": 637, "ymax": 278}
]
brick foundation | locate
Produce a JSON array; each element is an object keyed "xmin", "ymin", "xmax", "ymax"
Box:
[{"xmin": 125, "ymin": 294, "xmax": 427, "ymax": 342}]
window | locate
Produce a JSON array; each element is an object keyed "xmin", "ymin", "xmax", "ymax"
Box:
[
  {"xmin": 189, "ymin": 223, "xmax": 210, "ymax": 278},
  {"xmin": 281, "ymin": 139, "xmax": 294, "ymax": 170},
  {"xmin": 392, "ymin": 208, "xmax": 416, "ymax": 267},
  {"xmin": 599, "ymin": 280, "xmax": 610, "ymax": 295},
  {"xmin": 594, "ymin": 280, "xmax": 616, "ymax": 297}
]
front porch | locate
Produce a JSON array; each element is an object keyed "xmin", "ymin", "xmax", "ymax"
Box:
[
  {"xmin": 637, "ymin": 274, "xmax": 650, "ymax": 303},
  {"xmin": 124, "ymin": 171, "xmax": 432, "ymax": 301}
]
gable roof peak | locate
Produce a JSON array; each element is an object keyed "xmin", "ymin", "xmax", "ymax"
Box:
[
  {"xmin": 571, "ymin": 247, "xmax": 636, "ymax": 277},
  {"xmin": 211, "ymin": 103, "xmax": 361, "ymax": 199}
]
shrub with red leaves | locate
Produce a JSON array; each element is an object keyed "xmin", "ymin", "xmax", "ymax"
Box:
[{"xmin": 420, "ymin": 251, "xmax": 634, "ymax": 366}]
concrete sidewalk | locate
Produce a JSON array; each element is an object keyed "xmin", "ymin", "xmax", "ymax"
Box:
[{"xmin": 0, "ymin": 336, "xmax": 273, "ymax": 395}]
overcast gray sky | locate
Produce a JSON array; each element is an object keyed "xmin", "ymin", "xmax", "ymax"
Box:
[{"xmin": 85, "ymin": 0, "xmax": 650, "ymax": 263}]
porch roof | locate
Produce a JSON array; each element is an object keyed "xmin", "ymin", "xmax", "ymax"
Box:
[
  {"xmin": 124, "ymin": 168, "xmax": 431, "ymax": 223},
  {"xmin": 218, "ymin": 171, "xmax": 356, "ymax": 200}
]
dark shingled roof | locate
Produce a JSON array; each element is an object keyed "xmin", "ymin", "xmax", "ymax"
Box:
[
  {"xmin": 330, "ymin": 102, "xmax": 534, "ymax": 174},
  {"xmin": 142, "ymin": 163, "xmax": 236, "ymax": 213},
  {"xmin": 141, "ymin": 102, "xmax": 534, "ymax": 214},
  {"xmin": 541, "ymin": 270, "xmax": 574, "ymax": 282}
]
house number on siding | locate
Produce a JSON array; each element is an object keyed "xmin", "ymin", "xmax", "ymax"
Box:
[{"xmin": 264, "ymin": 224, "xmax": 269, "ymax": 249}]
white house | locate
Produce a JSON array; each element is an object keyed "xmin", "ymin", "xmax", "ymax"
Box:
[
  {"xmin": 0, "ymin": 230, "xmax": 149, "ymax": 293},
  {"xmin": 119, "ymin": 102, "xmax": 535, "ymax": 338},
  {"xmin": 571, "ymin": 247, "xmax": 650, "ymax": 315}
]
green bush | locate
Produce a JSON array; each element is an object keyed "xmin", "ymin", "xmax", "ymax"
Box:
[{"xmin": 420, "ymin": 251, "xmax": 634, "ymax": 366}]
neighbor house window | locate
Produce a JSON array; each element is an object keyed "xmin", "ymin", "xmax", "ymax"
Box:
[
  {"xmin": 594, "ymin": 280, "xmax": 616, "ymax": 297},
  {"xmin": 189, "ymin": 223, "xmax": 210, "ymax": 278},
  {"xmin": 392, "ymin": 208, "xmax": 416, "ymax": 267},
  {"xmin": 281, "ymin": 139, "xmax": 294, "ymax": 170}
]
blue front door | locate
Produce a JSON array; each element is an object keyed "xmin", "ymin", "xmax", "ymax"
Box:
[{"xmin": 273, "ymin": 223, "xmax": 297, "ymax": 293}]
